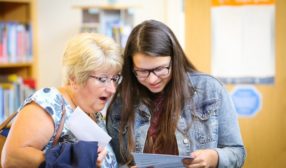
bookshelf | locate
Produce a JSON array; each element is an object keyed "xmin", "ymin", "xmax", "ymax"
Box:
[
  {"xmin": 74, "ymin": 3, "xmax": 138, "ymax": 49},
  {"xmin": 0, "ymin": 0, "xmax": 37, "ymax": 121}
]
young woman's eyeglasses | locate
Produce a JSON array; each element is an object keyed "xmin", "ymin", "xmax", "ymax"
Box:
[
  {"xmin": 133, "ymin": 61, "xmax": 171, "ymax": 79},
  {"xmin": 89, "ymin": 74, "xmax": 122, "ymax": 87}
]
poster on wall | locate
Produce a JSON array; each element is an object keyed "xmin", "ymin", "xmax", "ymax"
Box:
[{"xmin": 211, "ymin": 0, "xmax": 275, "ymax": 84}]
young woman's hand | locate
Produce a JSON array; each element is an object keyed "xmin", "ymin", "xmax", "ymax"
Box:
[
  {"xmin": 182, "ymin": 149, "xmax": 218, "ymax": 168},
  {"xmin": 96, "ymin": 147, "xmax": 107, "ymax": 168}
]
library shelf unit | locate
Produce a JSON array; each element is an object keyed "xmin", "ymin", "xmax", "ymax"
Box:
[
  {"xmin": 0, "ymin": 0, "xmax": 37, "ymax": 121},
  {"xmin": 74, "ymin": 3, "xmax": 139, "ymax": 49},
  {"xmin": 0, "ymin": 0, "xmax": 37, "ymax": 79}
]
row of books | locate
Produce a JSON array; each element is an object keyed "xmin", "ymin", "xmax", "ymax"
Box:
[
  {"xmin": 0, "ymin": 74, "xmax": 35, "ymax": 122},
  {"xmin": 81, "ymin": 22, "xmax": 131, "ymax": 49},
  {"xmin": 111, "ymin": 24, "xmax": 132, "ymax": 49},
  {"xmin": 0, "ymin": 22, "xmax": 33, "ymax": 63}
]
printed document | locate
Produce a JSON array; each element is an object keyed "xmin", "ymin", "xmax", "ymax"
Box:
[
  {"xmin": 66, "ymin": 107, "xmax": 111, "ymax": 147},
  {"xmin": 132, "ymin": 152, "xmax": 193, "ymax": 168}
]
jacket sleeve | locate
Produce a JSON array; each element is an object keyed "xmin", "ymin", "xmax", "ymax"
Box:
[
  {"xmin": 106, "ymin": 96, "xmax": 136, "ymax": 167},
  {"xmin": 106, "ymin": 96, "xmax": 127, "ymax": 166},
  {"xmin": 214, "ymin": 85, "xmax": 246, "ymax": 168}
]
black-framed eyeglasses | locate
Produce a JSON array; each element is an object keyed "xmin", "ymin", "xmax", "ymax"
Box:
[
  {"xmin": 133, "ymin": 61, "xmax": 172, "ymax": 79},
  {"xmin": 89, "ymin": 74, "xmax": 122, "ymax": 87}
]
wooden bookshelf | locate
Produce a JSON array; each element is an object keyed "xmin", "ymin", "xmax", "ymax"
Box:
[
  {"xmin": 74, "ymin": 3, "xmax": 140, "ymax": 10},
  {"xmin": 0, "ymin": 0, "xmax": 37, "ymax": 121},
  {"xmin": 0, "ymin": 62, "xmax": 32, "ymax": 68},
  {"xmin": 74, "ymin": 3, "xmax": 139, "ymax": 49},
  {"xmin": 0, "ymin": 0, "xmax": 37, "ymax": 79},
  {"xmin": 0, "ymin": 62, "xmax": 32, "ymax": 77}
]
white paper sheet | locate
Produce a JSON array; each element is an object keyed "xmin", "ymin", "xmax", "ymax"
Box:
[
  {"xmin": 65, "ymin": 107, "xmax": 111, "ymax": 147},
  {"xmin": 132, "ymin": 153, "xmax": 193, "ymax": 168}
]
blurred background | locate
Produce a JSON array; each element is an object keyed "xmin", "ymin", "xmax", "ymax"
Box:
[{"xmin": 0, "ymin": 0, "xmax": 285, "ymax": 167}]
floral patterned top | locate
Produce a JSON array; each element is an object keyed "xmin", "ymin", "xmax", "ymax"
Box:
[{"xmin": 18, "ymin": 87, "xmax": 118, "ymax": 168}]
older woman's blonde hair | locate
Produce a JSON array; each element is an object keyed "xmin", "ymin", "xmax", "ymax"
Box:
[{"xmin": 62, "ymin": 33, "xmax": 122, "ymax": 85}]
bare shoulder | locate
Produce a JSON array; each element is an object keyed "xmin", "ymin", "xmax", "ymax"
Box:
[{"xmin": 7, "ymin": 102, "xmax": 54, "ymax": 149}]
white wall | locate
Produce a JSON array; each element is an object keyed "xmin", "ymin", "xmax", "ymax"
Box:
[
  {"xmin": 37, "ymin": 0, "xmax": 81, "ymax": 88},
  {"xmin": 36, "ymin": 0, "xmax": 184, "ymax": 88},
  {"xmin": 166, "ymin": 0, "xmax": 185, "ymax": 48}
]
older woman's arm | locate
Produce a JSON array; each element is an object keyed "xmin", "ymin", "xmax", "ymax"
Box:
[{"xmin": 1, "ymin": 102, "xmax": 54, "ymax": 168}]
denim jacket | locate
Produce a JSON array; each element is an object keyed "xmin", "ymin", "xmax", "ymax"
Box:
[{"xmin": 107, "ymin": 72, "xmax": 246, "ymax": 168}]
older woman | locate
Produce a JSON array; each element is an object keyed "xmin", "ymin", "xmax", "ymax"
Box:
[{"xmin": 1, "ymin": 33, "xmax": 122, "ymax": 168}]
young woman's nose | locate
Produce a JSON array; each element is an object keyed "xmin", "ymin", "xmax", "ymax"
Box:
[{"xmin": 146, "ymin": 72, "xmax": 159, "ymax": 83}]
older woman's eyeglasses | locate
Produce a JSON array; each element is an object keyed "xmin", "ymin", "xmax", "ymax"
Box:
[
  {"xmin": 133, "ymin": 61, "xmax": 171, "ymax": 79},
  {"xmin": 89, "ymin": 74, "xmax": 122, "ymax": 87}
]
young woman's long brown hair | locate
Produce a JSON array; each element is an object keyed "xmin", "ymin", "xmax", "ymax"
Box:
[{"xmin": 107, "ymin": 20, "xmax": 197, "ymax": 164}]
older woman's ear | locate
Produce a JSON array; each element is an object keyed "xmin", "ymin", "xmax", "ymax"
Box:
[{"xmin": 69, "ymin": 77, "xmax": 78, "ymax": 90}]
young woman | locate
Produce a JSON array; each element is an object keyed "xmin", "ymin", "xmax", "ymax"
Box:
[
  {"xmin": 2, "ymin": 33, "xmax": 123, "ymax": 168},
  {"xmin": 107, "ymin": 20, "xmax": 246, "ymax": 168}
]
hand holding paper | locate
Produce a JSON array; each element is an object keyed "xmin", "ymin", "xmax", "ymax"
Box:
[{"xmin": 65, "ymin": 107, "xmax": 111, "ymax": 147}]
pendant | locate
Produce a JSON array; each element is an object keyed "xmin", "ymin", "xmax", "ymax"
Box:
[{"xmin": 183, "ymin": 138, "xmax": 189, "ymax": 144}]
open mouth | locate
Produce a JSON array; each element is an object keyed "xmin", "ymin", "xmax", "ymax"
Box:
[{"xmin": 99, "ymin": 96, "xmax": 108, "ymax": 101}]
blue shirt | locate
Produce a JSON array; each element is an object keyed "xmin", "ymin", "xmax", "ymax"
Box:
[{"xmin": 19, "ymin": 87, "xmax": 118, "ymax": 168}]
